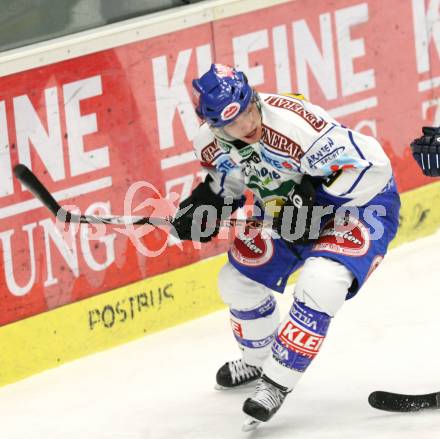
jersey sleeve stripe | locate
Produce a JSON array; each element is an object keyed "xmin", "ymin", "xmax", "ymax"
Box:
[
  {"xmin": 339, "ymin": 162, "xmax": 373, "ymax": 196},
  {"xmin": 348, "ymin": 130, "xmax": 366, "ymax": 160}
]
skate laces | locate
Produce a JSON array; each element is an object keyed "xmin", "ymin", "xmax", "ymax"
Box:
[
  {"xmin": 230, "ymin": 359, "xmax": 261, "ymax": 385},
  {"xmin": 250, "ymin": 377, "xmax": 287, "ymax": 411}
]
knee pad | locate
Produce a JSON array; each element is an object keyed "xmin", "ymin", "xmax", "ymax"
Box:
[
  {"xmin": 218, "ymin": 263, "xmax": 280, "ymax": 366},
  {"xmin": 218, "ymin": 263, "xmax": 269, "ymax": 308},
  {"xmin": 294, "ymin": 257, "xmax": 354, "ymax": 317}
]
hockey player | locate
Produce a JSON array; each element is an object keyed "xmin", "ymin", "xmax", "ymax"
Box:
[
  {"xmin": 410, "ymin": 126, "xmax": 440, "ymax": 176},
  {"xmin": 171, "ymin": 64, "xmax": 401, "ymax": 430}
]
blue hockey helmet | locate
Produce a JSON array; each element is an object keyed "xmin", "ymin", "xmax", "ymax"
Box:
[{"xmin": 192, "ymin": 64, "xmax": 253, "ymax": 128}]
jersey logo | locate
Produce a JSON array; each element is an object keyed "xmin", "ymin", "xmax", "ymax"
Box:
[
  {"xmin": 264, "ymin": 95, "xmax": 327, "ymax": 132},
  {"xmin": 200, "ymin": 141, "xmax": 221, "ymax": 164},
  {"xmin": 230, "ymin": 231, "xmax": 274, "ymax": 267},
  {"xmin": 313, "ymin": 216, "xmax": 371, "ymax": 257},
  {"xmin": 261, "ymin": 125, "xmax": 304, "ymax": 163},
  {"xmin": 306, "ymin": 137, "xmax": 346, "ymax": 169}
]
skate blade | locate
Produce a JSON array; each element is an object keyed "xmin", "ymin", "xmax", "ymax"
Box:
[
  {"xmin": 215, "ymin": 384, "xmax": 232, "ymax": 390},
  {"xmin": 242, "ymin": 417, "xmax": 261, "ymax": 432},
  {"xmin": 214, "ymin": 381, "xmax": 258, "ymax": 391}
]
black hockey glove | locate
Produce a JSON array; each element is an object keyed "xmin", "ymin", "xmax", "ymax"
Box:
[
  {"xmin": 171, "ymin": 175, "xmax": 243, "ymax": 242},
  {"xmin": 276, "ymin": 175, "xmax": 316, "ymax": 244},
  {"xmin": 410, "ymin": 126, "xmax": 440, "ymax": 177}
]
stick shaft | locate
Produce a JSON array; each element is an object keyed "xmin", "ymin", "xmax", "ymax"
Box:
[{"xmin": 13, "ymin": 164, "xmax": 272, "ymax": 228}]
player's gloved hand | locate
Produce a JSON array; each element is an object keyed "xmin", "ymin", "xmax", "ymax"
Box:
[
  {"xmin": 171, "ymin": 175, "xmax": 243, "ymax": 242},
  {"xmin": 171, "ymin": 191, "xmax": 219, "ymax": 243},
  {"xmin": 410, "ymin": 126, "xmax": 440, "ymax": 177},
  {"xmin": 276, "ymin": 175, "xmax": 316, "ymax": 244}
]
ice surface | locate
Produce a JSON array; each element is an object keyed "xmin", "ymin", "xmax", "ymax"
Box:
[{"xmin": 1, "ymin": 232, "xmax": 440, "ymax": 439}]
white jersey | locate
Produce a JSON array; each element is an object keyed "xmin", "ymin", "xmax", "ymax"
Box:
[{"xmin": 193, "ymin": 93, "xmax": 392, "ymax": 210}]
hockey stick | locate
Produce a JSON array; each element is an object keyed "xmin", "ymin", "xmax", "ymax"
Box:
[
  {"xmin": 368, "ymin": 390, "xmax": 440, "ymax": 412},
  {"xmin": 13, "ymin": 164, "xmax": 271, "ymax": 228}
]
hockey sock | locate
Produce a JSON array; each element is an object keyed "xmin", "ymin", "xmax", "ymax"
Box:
[
  {"xmin": 229, "ymin": 294, "xmax": 279, "ymax": 366},
  {"xmin": 263, "ymin": 299, "xmax": 331, "ymax": 389}
]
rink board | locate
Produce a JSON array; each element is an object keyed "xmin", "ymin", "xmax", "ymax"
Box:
[
  {"xmin": 1, "ymin": 181, "xmax": 440, "ymax": 387},
  {"xmin": 1, "ymin": 0, "xmax": 437, "ymax": 326},
  {"xmin": 0, "ymin": 254, "xmax": 227, "ymax": 386}
]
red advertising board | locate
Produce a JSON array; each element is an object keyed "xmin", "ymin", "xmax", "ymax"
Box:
[{"xmin": 1, "ymin": 0, "xmax": 439, "ymax": 325}]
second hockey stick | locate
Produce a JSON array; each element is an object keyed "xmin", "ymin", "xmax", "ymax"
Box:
[{"xmin": 368, "ymin": 390, "xmax": 440, "ymax": 412}]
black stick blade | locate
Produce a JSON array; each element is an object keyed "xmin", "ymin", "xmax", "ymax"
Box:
[
  {"xmin": 369, "ymin": 390, "xmax": 440, "ymax": 412},
  {"xmin": 13, "ymin": 164, "xmax": 61, "ymax": 216}
]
